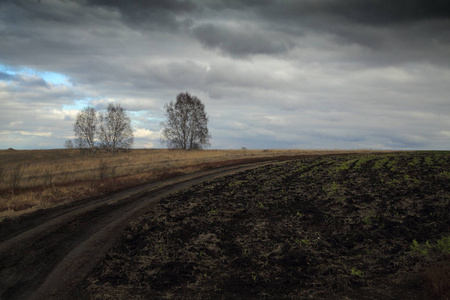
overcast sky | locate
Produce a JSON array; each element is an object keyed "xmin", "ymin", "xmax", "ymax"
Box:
[{"xmin": 1, "ymin": 0, "xmax": 449, "ymax": 150}]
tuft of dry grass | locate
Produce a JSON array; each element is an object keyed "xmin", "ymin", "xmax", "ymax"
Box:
[{"xmin": 0, "ymin": 148, "xmax": 381, "ymax": 221}]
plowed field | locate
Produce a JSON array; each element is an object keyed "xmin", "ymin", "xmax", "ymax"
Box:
[{"xmin": 79, "ymin": 152, "xmax": 450, "ymax": 299}]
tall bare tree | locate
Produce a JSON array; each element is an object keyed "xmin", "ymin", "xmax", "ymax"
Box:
[
  {"xmin": 98, "ymin": 103, "xmax": 134, "ymax": 152},
  {"xmin": 161, "ymin": 92, "xmax": 211, "ymax": 150},
  {"xmin": 74, "ymin": 106, "xmax": 97, "ymax": 153}
]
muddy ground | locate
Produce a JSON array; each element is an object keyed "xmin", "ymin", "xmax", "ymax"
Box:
[
  {"xmin": 78, "ymin": 152, "xmax": 450, "ymax": 299},
  {"xmin": 1, "ymin": 162, "xmax": 281, "ymax": 299}
]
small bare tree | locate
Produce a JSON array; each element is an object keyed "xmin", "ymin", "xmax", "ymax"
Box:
[
  {"xmin": 161, "ymin": 92, "xmax": 211, "ymax": 150},
  {"xmin": 74, "ymin": 106, "xmax": 97, "ymax": 153},
  {"xmin": 97, "ymin": 103, "xmax": 134, "ymax": 152},
  {"xmin": 64, "ymin": 140, "xmax": 74, "ymax": 149}
]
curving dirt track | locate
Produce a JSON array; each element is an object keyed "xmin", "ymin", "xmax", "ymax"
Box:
[{"xmin": 0, "ymin": 161, "xmax": 284, "ymax": 300}]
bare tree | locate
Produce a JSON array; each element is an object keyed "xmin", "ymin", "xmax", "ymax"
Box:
[
  {"xmin": 161, "ymin": 92, "xmax": 211, "ymax": 150},
  {"xmin": 74, "ymin": 106, "xmax": 97, "ymax": 153},
  {"xmin": 64, "ymin": 140, "xmax": 74, "ymax": 149},
  {"xmin": 98, "ymin": 103, "xmax": 134, "ymax": 152}
]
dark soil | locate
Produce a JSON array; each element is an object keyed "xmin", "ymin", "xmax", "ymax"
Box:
[
  {"xmin": 0, "ymin": 162, "xmax": 280, "ymax": 299},
  {"xmin": 79, "ymin": 152, "xmax": 450, "ymax": 299}
]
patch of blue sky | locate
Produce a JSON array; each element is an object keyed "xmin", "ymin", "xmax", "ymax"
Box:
[
  {"xmin": 62, "ymin": 98, "xmax": 94, "ymax": 111},
  {"xmin": 0, "ymin": 64, "xmax": 15, "ymax": 75},
  {"xmin": 0, "ymin": 64, "xmax": 71, "ymax": 86},
  {"xmin": 130, "ymin": 111, "xmax": 164, "ymax": 125},
  {"xmin": 129, "ymin": 111, "xmax": 147, "ymax": 118},
  {"xmin": 39, "ymin": 71, "xmax": 70, "ymax": 85}
]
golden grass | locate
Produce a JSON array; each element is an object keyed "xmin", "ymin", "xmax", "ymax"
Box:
[{"xmin": 0, "ymin": 148, "xmax": 380, "ymax": 221}]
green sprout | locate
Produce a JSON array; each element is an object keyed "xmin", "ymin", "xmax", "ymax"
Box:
[
  {"xmin": 436, "ymin": 236, "xmax": 450, "ymax": 254},
  {"xmin": 362, "ymin": 216, "xmax": 372, "ymax": 225},
  {"xmin": 351, "ymin": 267, "xmax": 364, "ymax": 278},
  {"xmin": 410, "ymin": 239, "xmax": 430, "ymax": 256}
]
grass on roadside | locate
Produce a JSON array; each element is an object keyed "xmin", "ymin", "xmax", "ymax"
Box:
[{"xmin": 0, "ymin": 148, "xmax": 377, "ymax": 221}]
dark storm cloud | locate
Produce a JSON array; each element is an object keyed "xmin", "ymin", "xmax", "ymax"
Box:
[
  {"xmin": 315, "ymin": 0, "xmax": 450, "ymax": 25},
  {"xmin": 86, "ymin": 0, "xmax": 197, "ymax": 14},
  {"xmin": 8, "ymin": 0, "xmax": 95, "ymax": 26},
  {"xmin": 195, "ymin": 0, "xmax": 450, "ymax": 60},
  {"xmin": 203, "ymin": 0, "xmax": 450, "ymax": 25},
  {"xmin": 193, "ymin": 23, "xmax": 295, "ymax": 57},
  {"xmin": 84, "ymin": 0, "xmax": 197, "ymax": 30},
  {"xmin": 269, "ymin": 0, "xmax": 450, "ymax": 46},
  {"xmin": 1, "ymin": 0, "xmax": 449, "ymax": 150}
]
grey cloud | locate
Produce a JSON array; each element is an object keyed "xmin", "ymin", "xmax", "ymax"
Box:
[
  {"xmin": 0, "ymin": 72, "xmax": 51, "ymax": 88},
  {"xmin": 87, "ymin": 0, "xmax": 197, "ymax": 14},
  {"xmin": 1, "ymin": 0, "xmax": 449, "ymax": 150},
  {"xmin": 0, "ymin": 1, "xmax": 125, "ymax": 69},
  {"xmin": 8, "ymin": 0, "xmax": 81, "ymax": 24},
  {"xmin": 149, "ymin": 60, "xmax": 209, "ymax": 88},
  {"xmin": 193, "ymin": 23, "xmax": 295, "ymax": 57},
  {"xmin": 196, "ymin": 0, "xmax": 450, "ymax": 64},
  {"xmin": 320, "ymin": 0, "xmax": 450, "ymax": 25},
  {"xmin": 0, "ymin": 101, "xmax": 77, "ymax": 150},
  {"xmin": 198, "ymin": 0, "xmax": 271, "ymax": 10},
  {"xmin": 204, "ymin": 0, "xmax": 450, "ymax": 25},
  {"xmin": 0, "ymin": 72, "xmax": 14, "ymax": 81},
  {"xmin": 15, "ymin": 74, "xmax": 50, "ymax": 88},
  {"xmin": 84, "ymin": 0, "xmax": 197, "ymax": 30},
  {"xmin": 9, "ymin": 0, "xmax": 196, "ymax": 31}
]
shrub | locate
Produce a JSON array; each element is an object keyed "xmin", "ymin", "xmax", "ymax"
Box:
[{"xmin": 436, "ymin": 237, "xmax": 450, "ymax": 255}]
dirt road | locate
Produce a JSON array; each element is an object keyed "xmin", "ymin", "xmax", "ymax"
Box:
[{"xmin": 0, "ymin": 161, "xmax": 281, "ymax": 299}]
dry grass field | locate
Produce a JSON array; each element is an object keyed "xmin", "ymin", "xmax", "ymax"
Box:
[{"xmin": 0, "ymin": 148, "xmax": 378, "ymax": 222}]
